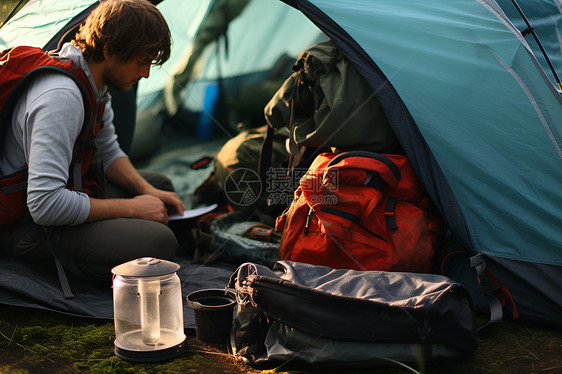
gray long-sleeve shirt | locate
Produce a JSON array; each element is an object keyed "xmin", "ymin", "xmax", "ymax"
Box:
[{"xmin": 0, "ymin": 43, "xmax": 126, "ymax": 226}]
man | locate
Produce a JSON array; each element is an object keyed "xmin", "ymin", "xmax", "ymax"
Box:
[{"xmin": 0, "ymin": 0, "xmax": 184, "ymax": 284}]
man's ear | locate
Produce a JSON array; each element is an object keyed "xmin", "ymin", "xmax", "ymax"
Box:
[{"xmin": 102, "ymin": 46, "xmax": 112, "ymax": 61}]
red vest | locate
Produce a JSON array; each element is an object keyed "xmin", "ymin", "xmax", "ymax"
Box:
[{"xmin": 0, "ymin": 46, "xmax": 104, "ymax": 225}]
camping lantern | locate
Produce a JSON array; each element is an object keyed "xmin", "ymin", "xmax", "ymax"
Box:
[{"xmin": 111, "ymin": 258, "xmax": 186, "ymax": 362}]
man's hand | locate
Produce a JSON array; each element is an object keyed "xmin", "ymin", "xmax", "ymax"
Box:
[
  {"xmin": 130, "ymin": 194, "xmax": 170, "ymax": 224},
  {"xmin": 143, "ymin": 186, "xmax": 185, "ymax": 216}
]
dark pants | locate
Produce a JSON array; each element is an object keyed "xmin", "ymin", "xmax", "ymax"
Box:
[{"xmin": 0, "ymin": 170, "xmax": 178, "ymax": 284}]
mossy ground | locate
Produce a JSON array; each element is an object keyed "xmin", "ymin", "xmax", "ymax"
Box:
[{"xmin": 0, "ymin": 304, "xmax": 560, "ymax": 374}]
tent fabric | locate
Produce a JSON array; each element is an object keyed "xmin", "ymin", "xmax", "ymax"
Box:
[
  {"xmin": 137, "ymin": 0, "xmax": 214, "ymax": 102},
  {"xmin": 136, "ymin": 0, "xmax": 325, "ymax": 113},
  {"xmin": 284, "ymin": 0, "xmax": 562, "ymax": 325},
  {"xmin": 0, "ymin": 0, "xmax": 97, "ymax": 50},
  {"xmin": 159, "ymin": 0, "xmax": 325, "ymax": 122}
]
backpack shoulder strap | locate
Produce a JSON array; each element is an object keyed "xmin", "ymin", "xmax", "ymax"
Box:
[
  {"xmin": 0, "ymin": 46, "xmax": 95, "ymax": 149},
  {"xmin": 327, "ymin": 151, "xmax": 401, "ymax": 181}
]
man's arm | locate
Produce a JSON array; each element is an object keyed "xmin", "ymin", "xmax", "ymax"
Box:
[
  {"xmin": 87, "ymin": 157, "xmax": 184, "ymax": 224},
  {"xmin": 87, "ymin": 194, "xmax": 172, "ymax": 224},
  {"xmin": 22, "ymin": 76, "xmax": 91, "ymax": 226}
]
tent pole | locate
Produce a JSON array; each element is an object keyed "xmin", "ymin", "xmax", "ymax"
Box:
[{"xmin": 509, "ymin": 0, "xmax": 562, "ymax": 91}]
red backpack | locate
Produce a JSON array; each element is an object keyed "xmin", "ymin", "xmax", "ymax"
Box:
[
  {"xmin": 276, "ymin": 151, "xmax": 444, "ymax": 272},
  {"xmin": 0, "ymin": 46, "xmax": 103, "ymax": 225}
]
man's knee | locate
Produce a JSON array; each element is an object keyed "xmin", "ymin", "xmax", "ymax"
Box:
[{"xmin": 127, "ymin": 223, "xmax": 178, "ymax": 261}]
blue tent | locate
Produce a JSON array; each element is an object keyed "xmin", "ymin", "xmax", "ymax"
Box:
[
  {"xmin": 287, "ymin": 0, "xmax": 562, "ymax": 326},
  {"xmin": 1, "ymin": 0, "xmax": 561, "ymax": 327}
]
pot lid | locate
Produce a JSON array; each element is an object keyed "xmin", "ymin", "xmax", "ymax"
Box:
[{"xmin": 111, "ymin": 257, "xmax": 180, "ymax": 277}]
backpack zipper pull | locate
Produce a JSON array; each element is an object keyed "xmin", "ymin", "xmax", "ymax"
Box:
[{"xmin": 304, "ymin": 206, "xmax": 313, "ymax": 236}]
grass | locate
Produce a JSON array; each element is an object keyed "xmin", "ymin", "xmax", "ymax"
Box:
[
  {"xmin": 0, "ymin": 304, "xmax": 560, "ymax": 374},
  {"xmin": 0, "ymin": 305, "xmax": 257, "ymax": 374}
]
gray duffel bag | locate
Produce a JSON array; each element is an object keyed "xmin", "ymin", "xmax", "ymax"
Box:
[{"xmin": 228, "ymin": 261, "xmax": 477, "ymax": 371}]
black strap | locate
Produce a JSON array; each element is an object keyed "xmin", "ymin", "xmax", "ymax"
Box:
[
  {"xmin": 470, "ymin": 254, "xmax": 503, "ymax": 330},
  {"xmin": 52, "ymin": 256, "xmax": 74, "ymax": 299},
  {"xmin": 44, "ymin": 227, "xmax": 74, "ymax": 299},
  {"xmin": 327, "ymin": 151, "xmax": 401, "ymax": 182},
  {"xmin": 286, "ymin": 75, "xmax": 303, "ymax": 171},
  {"xmin": 509, "ymin": 0, "xmax": 562, "ymax": 90},
  {"xmin": 71, "ymin": 100, "xmax": 103, "ymax": 193},
  {"xmin": 321, "ymin": 206, "xmax": 361, "ymax": 225},
  {"xmin": 364, "ymin": 171, "xmax": 381, "ymax": 190},
  {"xmin": 320, "ymin": 206, "xmax": 386, "ymax": 242},
  {"xmin": 258, "ymin": 122, "xmax": 275, "ymax": 191},
  {"xmin": 384, "ymin": 197, "xmax": 398, "ymax": 231}
]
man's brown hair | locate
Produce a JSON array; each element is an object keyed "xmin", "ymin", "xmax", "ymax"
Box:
[{"xmin": 72, "ymin": 0, "xmax": 170, "ymax": 65}]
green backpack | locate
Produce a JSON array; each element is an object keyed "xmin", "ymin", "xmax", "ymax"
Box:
[{"xmin": 264, "ymin": 39, "xmax": 401, "ymax": 155}]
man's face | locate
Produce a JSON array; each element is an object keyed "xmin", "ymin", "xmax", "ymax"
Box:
[{"xmin": 102, "ymin": 55, "xmax": 152, "ymax": 92}]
